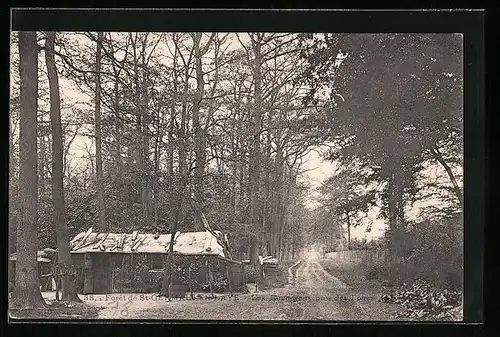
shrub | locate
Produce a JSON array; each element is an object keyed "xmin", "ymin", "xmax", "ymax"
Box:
[
  {"xmin": 380, "ymin": 278, "xmax": 462, "ymax": 320},
  {"xmin": 363, "ymin": 261, "xmax": 388, "ymax": 281},
  {"xmin": 243, "ymin": 264, "xmax": 257, "ymax": 283},
  {"xmin": 387, "ymin": 213, "xmax": 463, "ymax": 290}
]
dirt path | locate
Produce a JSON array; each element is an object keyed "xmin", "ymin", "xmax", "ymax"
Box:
[{"xmin": 81, "ymin": 258, "xmax": 402, "ymax": 320}]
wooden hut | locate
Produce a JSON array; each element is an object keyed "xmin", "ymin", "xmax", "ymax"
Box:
[{"xmin": 69, "ymin": 229, "xmax": 244, "ymax": 295}]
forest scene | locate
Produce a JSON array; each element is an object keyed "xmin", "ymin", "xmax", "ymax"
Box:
[{"xmin": 9, "ymin": 31, "xmax": 463, "ymax": 321}]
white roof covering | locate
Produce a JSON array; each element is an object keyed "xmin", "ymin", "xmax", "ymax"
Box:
[
  {"xmin": 70, "ymin": 230, "xmax": 226, "ymax": 257},
  {"xmin": 10, "ymin": 251, "xmax": 51, "ymax": 263}
]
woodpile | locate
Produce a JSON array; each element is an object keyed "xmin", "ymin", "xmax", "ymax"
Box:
[{"xmin": 262, "ymin": 256, "xmax": 279, "ymax": 268}]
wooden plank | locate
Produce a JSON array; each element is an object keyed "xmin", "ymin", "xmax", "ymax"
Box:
[
  {"xmin": 226, "ymin": 263, "xmax": 233, "ymax": 296},
  {"xmin": 83, "ymin": 253, "xmax": 93, "ymax": 294},
  {"xmin": 188, "ymin": 265, "xmax": 194, "ymax": 300},
  {"xmin": 92, "ymin": 233, "xmax": 109, "ymax": 249},
  {"xmin": 73, "ymin": 227, "xmax": 93, "ymax": 250},
  {"xmin": 215, "ymin": 255, "xmax": 242, "ymax": 265},
  {"xmin": 173, "ymin": 231, "xmax": 181, "ymax": 242},
  {"xmin": 132, "ymin": 231, "xmax": 138, "ymax": 241},
  {"xmin": 131, "ymin": 235, "xmax": 146, "ymax": 251},
  {"xmin": 207, "ymin": 258, "xmax": 214, "ymax": 298},
  {"xmin": 73, "ymin": 236, "xmax": 100, "ymax": 251},
  {"xmin": 240, "ymin": 264, "xmax": 245, "ymax": 289},
  {"xmin": 70, "ymin": 231, "xmax": 86, "ymax": 244}
]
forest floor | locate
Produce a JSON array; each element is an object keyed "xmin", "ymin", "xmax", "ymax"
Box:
[
  {"xmin": 9, "ymin": 258, "xmax": 406, "ymax": 321},
  {"xmin": 9, "ymin": 299, "xmax": 100, "ymax": 320},
  {"xmin": 82, "ymin": 258, "xmax": 404, "ymax": 320}
]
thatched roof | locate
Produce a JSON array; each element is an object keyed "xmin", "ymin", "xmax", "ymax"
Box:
[{"xmin": 69, "ymin": 229, "xmax": 228, "ymax": 257}]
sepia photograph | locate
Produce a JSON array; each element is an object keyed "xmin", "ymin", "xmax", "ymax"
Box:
[{"xmin": 9, "ymin": 28, "xmax": 465, "ymax": 321}]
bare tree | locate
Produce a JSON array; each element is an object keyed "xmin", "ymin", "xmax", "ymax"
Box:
[{"xmin": 45, "ymin": 31, "xmax": 82, "ymax": 303}]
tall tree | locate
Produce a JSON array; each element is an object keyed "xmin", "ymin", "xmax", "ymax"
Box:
[
  {"xmin": 45, "ymin": 32, "xmax": 82, "ymax": 303},
  {"xmin": 191, "ymin": 32, "xmax": 213, "ymax": 230},
  {"xmin": 247, "ymin": 33, "xmax": 264, "ymax": 289},
  {"xmin": 94, "ymin": 31, "xmax": 106, "ymax": 231},
  {"xmin": 192, "ymin": 32, "xmax": 205, "ymax": 230},
  {"xmin": 11, "ymin": 31, "xmax": 46, "ymax": 309}
]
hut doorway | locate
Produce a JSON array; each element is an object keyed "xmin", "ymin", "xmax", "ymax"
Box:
[{"xmin": 92, "ymin": 254, "xmax": 112, "ymax": 294}]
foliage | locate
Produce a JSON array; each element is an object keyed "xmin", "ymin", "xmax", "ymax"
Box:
[
  {"xmin": 298, "ymin": 33, "xmax": 463, "ymax": 261},
  {"xmin": 362, "ymin": 214, "xmax": 463, "ymax": 290},
  {"xmin": 317, "ymin": 258, "xmax": 374, "ymax": 290},
  {"xmin": 380, "ymin": 278, "xmax": 462, "ymax": 320},
  {"xmin": 402, "ymin": 214, "xmax": 463, "ymax": 289},
  {"xmin": 349, "ymin": 238, "xmax": 386, "ymax": 251}
]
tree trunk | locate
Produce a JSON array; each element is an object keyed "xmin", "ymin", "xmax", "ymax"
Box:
[
  {"xmin": 231, "ymin": 145, "xmax": 238, "ymax": 222},
  {"xmin": 131, "ymin": 34, "xmax": 149, "ymax": 224},
  {"xmin": 272, "ymin": 147, "xmax": 284, "ymax": 257},
  {"xmin": 111, "ymin": 55, "xmax": 123, "ymax": 195},
  {"xmin": 387, "ymin": 168, "xmax": 405, "ymax": 258},
  {"xmin": 279, "ymin": 220, "xmax": 286, "ymax": 261},
  {"xmin": 167, "ymin": 50, "xmax": 178, "ymax": 178},
  {"xmin": 167, "ymin": 103, "xmax": 175, "ymax": 177},
  {"xmin": 177, "ymin": 68, "xmax": 190, "ymax": 228},
  {"xmin": 38, "ymin": 131, "xmax": 47, "ymax": 196},
  {"xmin": 160, "ymin": 174, "xmax": 188, "ymax": 297},
  {"xmin": 264, "ymin": 127, "xmax": 272, "ymax": 256},
  {"xmin": 248, "ymin": 34, "xmax": 264, "ymax": 289},
  {"xmin": 9, "ymin": 132, "xmax": 19, "ymax": 255},
  {"xmin": 346, "ymin": 211, "xmax": 351, "ymax": 250},
  {"xmin": 141, "ymin": 61, "xmax": 152, "ymax": 221},
  {"xmin": 430, "ymin": 147, "xmax": 463, "ymax": 208},
  {"xmin": 192, "ymin": 32, "xmax": 205, "ymax": 231},
  {"xmin": 11, "ymin": 31, "xmax": 46, "ymax": 309},
  {"xmin": 94, "ymin": 31, "xmax": 106, "ymax": 231},
  {"xmin": 45, "ymin": 32, "xmax": 81, "ymax": 303},
  {"xmin": 153, "ymin": 126, "xmax": 161, "ymax": 229}
]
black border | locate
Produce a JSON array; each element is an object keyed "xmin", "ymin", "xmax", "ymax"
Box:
[
  {"xmin": 10, "ymin": 8, "xmax": 484, "ymax": 33},
  {"xmin": 5, "ymin": 7, "xmax": 486, "ymax": 335}
]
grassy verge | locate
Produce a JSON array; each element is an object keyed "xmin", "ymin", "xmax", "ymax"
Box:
[{"xmin": 317, "ymin": 258, "xmax": 384, "ymax": 291}]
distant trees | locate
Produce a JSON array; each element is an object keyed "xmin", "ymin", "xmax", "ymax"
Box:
[
  {"xmin": 9, "ymin": 33, "xmax": 313, "ymax": 278},
  {"xmin": 318, "ymin": 165, "xmax": 377, "ymax": 250}
]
